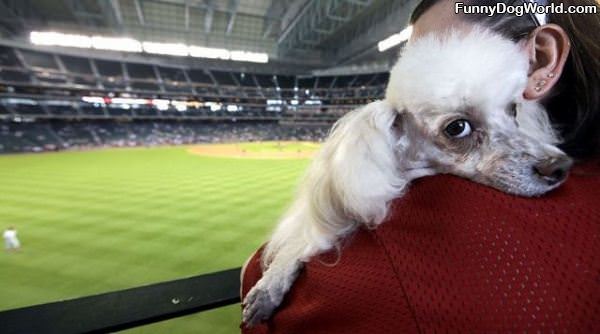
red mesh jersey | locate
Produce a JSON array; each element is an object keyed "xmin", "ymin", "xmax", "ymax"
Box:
[{"xmin": 241, "ymin": 160, "xmax": 600, "ymax": 333}]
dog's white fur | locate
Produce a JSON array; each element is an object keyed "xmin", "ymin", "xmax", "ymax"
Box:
[{"xmin": 242, "ymin": 28, "xmax": 569, "ymax": 325}]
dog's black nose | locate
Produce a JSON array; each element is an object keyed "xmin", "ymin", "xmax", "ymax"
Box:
[{"xmin": 533, "ymin": 156, "xmax": 573, "ymax": 185}]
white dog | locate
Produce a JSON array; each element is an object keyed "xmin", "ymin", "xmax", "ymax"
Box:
[{"xmin": 242, "ymin": 27, "xmax": 572, "ymax": 325}]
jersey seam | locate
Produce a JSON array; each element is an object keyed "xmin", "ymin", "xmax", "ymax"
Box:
[{"xmin": 371, "ymin": 228, "xmax": 423, "ymax": 334}]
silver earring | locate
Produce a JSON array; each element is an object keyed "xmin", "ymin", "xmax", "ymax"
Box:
[
  {"xmin": 547, "ymin": 73, "xmax": 555, "ymax": 78},
  {"xmin": 535, "ymin": 80, "xmax": 545, "ymax": 92}
]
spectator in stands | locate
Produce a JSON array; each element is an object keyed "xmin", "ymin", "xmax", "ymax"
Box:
[
  {"xmin": 0, "ymin": 121, "xmax": 329, "ymax": 154},
  {"xmin": 241, "ymin": 0, "xmax": 600, "ymax": 332},
  {"xmin": 3, "ymin": 226, "xmax": 20, "ymax": 252}
]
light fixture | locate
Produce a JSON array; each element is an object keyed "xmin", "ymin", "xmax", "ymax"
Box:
[
  {"xmin": 142, "ymin": 42, "xmax": 188, "ymax": 56},
  {"xmin": 92, "ymin": 36, "xmax": 142, "ymax": 52},
  {"xmin": 230, "ymin": 51, "xmax": 269, "ymax": 63},
  {"xmin": 30, "ymin": 32, "xmax": 92, "ymax": 48},
  {"xmin": 189, "ymin": 46, "xmax": 230, "ymax": 60},
  {"xmin": 377, "ymin": 25, "xmax": 413, "ymax": 52},
  {"xmin": 29, "ymin": 31, "xmax": 270, "ymax": 63}
]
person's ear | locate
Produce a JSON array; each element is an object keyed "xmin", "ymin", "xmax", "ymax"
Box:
[{"xmin": 522, "ymin": 24, "xmax": 571, "ymax": 100}]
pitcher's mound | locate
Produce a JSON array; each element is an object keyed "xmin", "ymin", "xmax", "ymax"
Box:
[{"xmin": 188, "ymin": 141, "xmax": 320, "ymax": 159}]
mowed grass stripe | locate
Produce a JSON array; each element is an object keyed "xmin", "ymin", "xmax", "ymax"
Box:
[{"xmin": 0, "ymin": 145, "xmax": 312, "ymax": 333}]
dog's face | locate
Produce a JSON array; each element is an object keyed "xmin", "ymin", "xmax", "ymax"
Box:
[{"xmin": 387, "ymin": 28, "xmax": 572, "ymax": 196}]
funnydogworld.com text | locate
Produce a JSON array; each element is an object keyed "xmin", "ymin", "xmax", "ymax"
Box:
[{"xmin": 455, "ymin": 2, "xmax": 598, "ymax": 17}]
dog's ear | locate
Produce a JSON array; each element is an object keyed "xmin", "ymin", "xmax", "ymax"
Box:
[
  {"xmin": 303, "ymin": 100, "xmax": 409, "ymax": 232},
  {"xmin": 263, "ymin": 100, "xmax": 410, "ymax": 266}
]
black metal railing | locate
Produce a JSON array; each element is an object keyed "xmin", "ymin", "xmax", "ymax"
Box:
[{"xmin": 0, "ymin": 267, "xmax": 241, "ymax": 334}]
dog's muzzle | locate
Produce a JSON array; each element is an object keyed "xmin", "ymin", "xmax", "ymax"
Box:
[{"xmin": 532, "ymin": 155, "xmax": 573, "ymax": 186}]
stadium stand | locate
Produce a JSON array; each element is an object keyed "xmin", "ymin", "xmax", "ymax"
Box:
[
  {"xmin": 0, "ymin": 120, "xmax": 329, "ymax": 154},
  {"xmin": 0, "ymin": 44, "xmax": 387, "ymax": 154},
  {"xmin": 0, "ymin": 1, "xmax": 415, "ymax": 332}
]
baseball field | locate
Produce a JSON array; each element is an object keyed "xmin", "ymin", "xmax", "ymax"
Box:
[{"xmin": 0, "ymin": 142, "xmax": 319, "ymax": 333}]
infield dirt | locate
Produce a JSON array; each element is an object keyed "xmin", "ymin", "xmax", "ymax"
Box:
[{"xmin": 187, "ymin": 142, "xmax": 317, "ymax": 159}]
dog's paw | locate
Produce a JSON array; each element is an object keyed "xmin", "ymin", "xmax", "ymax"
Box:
[{"xmin": 242, "ymin": 286, "xmax": 278, "ymax": 326}]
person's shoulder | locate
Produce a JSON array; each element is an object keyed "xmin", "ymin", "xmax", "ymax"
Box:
[
  {"xmin": 241, "ymin": 230, "xmax": 390, "ymax": 300},
  {"xmin": 388, "ymin": 174, "xmax": 500, "ymax": 213},
  {"xmin": 241, "ymin": 229, "xmax": 417, "ymax": 333},
  {"xmin": 241, "ymin": 246, "xmax": 265, "ymax": 299},
  {"xmin": 383, "ymin": 160, "xmax": 600, "ymax": 227}
]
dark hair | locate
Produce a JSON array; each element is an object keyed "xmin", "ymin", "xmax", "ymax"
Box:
[{"xmin": 410, "ymin": 0, "xmax": 600, "ymax": 159}]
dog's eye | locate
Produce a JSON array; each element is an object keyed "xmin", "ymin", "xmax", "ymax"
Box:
[{"xmin": 444, "ymin": 119, "xmax": 472, "ymax": 138}]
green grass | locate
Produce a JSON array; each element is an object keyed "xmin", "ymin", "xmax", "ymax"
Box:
[{"xmin": 0, "ymin": 145, "xmax": 312, "ymax": 333}]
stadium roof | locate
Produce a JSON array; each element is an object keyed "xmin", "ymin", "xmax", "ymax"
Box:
[{"xmin": 0, "ymin": 0, "xmax": 416, "ymax": 71}]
